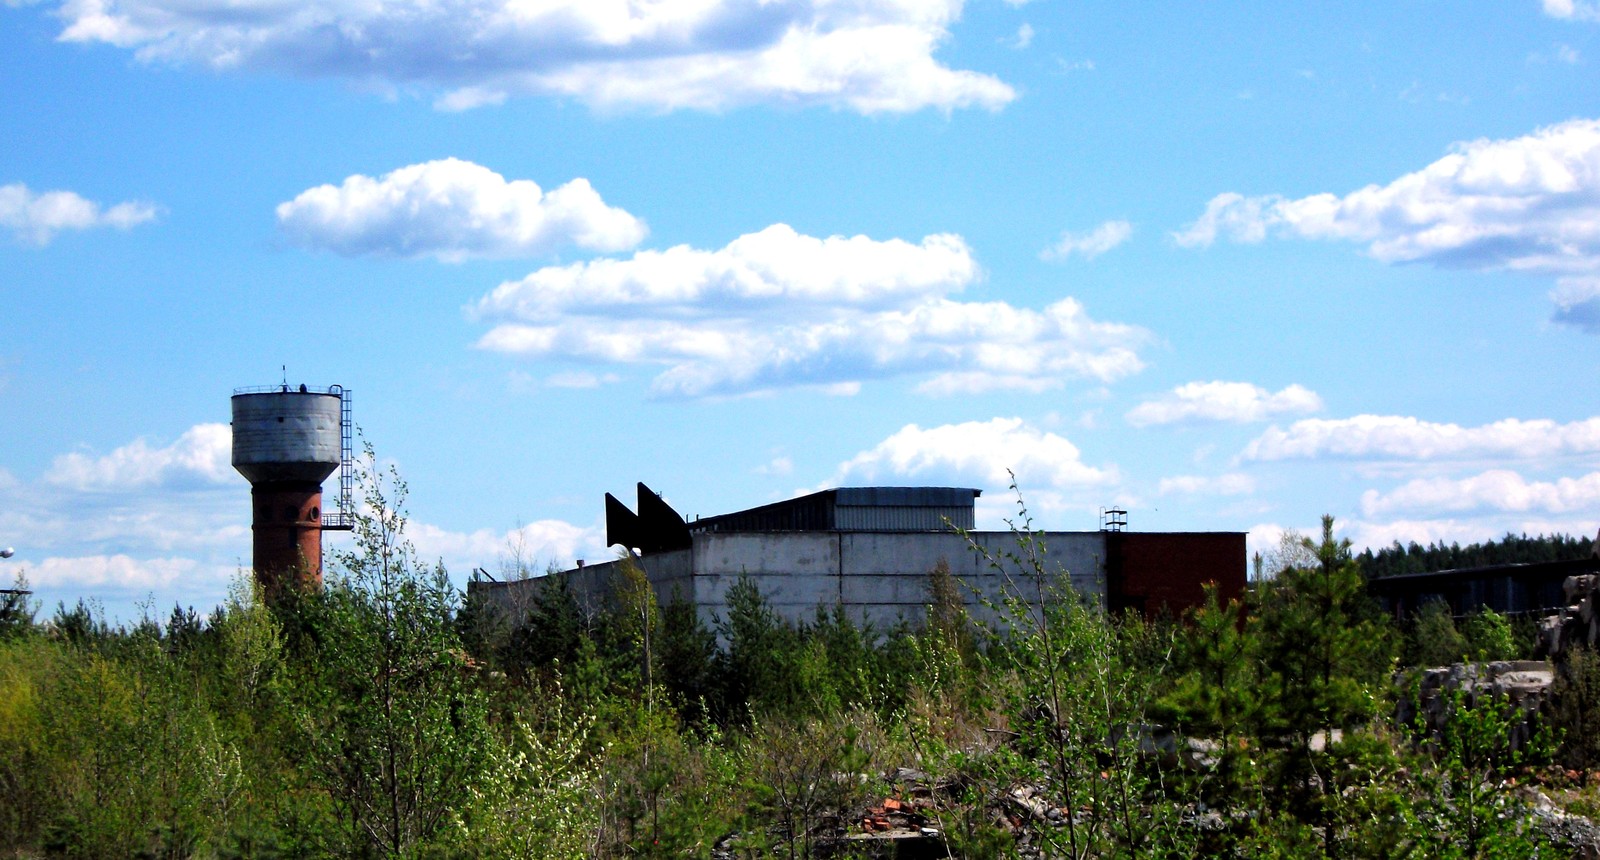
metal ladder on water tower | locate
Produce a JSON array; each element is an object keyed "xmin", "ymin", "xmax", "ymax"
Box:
[{"xmin": 322, "ymin": 386, "xmax": 355, "ymax": 531}]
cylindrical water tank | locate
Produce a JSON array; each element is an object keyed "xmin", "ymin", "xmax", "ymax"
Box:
[{"xmin": 231, "ymin": 390, "xmax": 342, "ymax": 484}]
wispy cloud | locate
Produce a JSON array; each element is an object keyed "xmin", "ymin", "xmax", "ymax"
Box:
[
  {"xmin": 1128, "ymin": 381, "xmax": 1321, "ymax": 427},
  {"xmin": 830, "ymin": 417, "xmax": 1117, "ymax": 491},
  {"xmin": 1158, "ymin": 473, "xmax": 1255, "ymax": 496},
  {"xmin": 1242, "ymin": 415, "xmax": 1600, "ymax": 462},
  {"xmin": 1340, "ymin": 515, "xmax": 1600, "ymax": 555},
  {"xmin": 46, "ymin": 424, "xmax": 236, "ymax": 492},
  {"xmin": 1543, "ymin": 0, "xmax": 1600, "ymax": 23},
  {"xmin": 1040, "ymin": 220, "xmax": 1131, "ymax": 261}
]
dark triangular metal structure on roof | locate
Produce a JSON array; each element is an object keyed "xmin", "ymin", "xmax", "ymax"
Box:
[
  {"xmin": 604, "ymin": 492, "xmax": 640, "ymax": 552},
  {"xmin": 635, "ymin": 482, "xmax": 691, "ymax": 553},
  {"xmin": 604, "ymin": 483, "xmax": 692, "ymax": 554}
]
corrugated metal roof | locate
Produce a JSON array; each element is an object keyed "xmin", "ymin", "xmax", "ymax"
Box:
[
  {"xmin": 835, "ymin": 487, "xmax": 981, "ymax": 507},
  {"xmin": 687, "ymin": 486, "xmax": 980, "ymax": 534},
  {"xmin": 835, "ymin": 505, "xmax": 973, "ymax": 532}
]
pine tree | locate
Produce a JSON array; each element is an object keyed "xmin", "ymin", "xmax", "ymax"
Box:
[{"xmin": 1254, "ymin": 515, "xmax": 1393, "ymax": 737}]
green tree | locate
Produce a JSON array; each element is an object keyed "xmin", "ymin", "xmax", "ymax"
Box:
[
  {"xmin": 1414, "ymin": 685, "xmax": 1554, "ymax": 857},
  {"xmin": 0, "ymin": 571, "xmax": 36, "ymax": 640},
  {"xmin": 1551, "ymin": 647, "xmax": 1600, "ymax": 769},
  {"xmin": 453, "ymin": 699, "xmax": 600, "ymax": 860},
  {"xmin": 1162, "ymin": 583, "xmax": 1257, "ymax": 738},
  {"xmin": 288, "ymin": 446, "xmax": 489, "ymax": 857},
  {"xmin": 1408, "ymin": 599, "xmax": 1469, "ymax": 668},
  {"xmin": 1462, "ymin": 607, "xmax": 1518, "ymax": 662},
  {"xmin": 658, "ymin": 594, "xmax": 717, "ymax": 721},
  {"xmin": 1254, "ymin": 515, "xmax": 1393, "ymax": 737},
  {"xmin": 503, "ymin": 573, "xmax": 585, "ymax": 677},
  {"xmin": 713, "ymin": 575, "xmax": 801, "ymax": 722}
]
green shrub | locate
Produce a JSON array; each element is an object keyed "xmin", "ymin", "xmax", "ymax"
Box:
[{"xmin": 453, "ymin": 690, "xmax": 600, "ymax": 860}]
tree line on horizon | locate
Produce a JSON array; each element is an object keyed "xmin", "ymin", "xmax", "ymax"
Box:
[{"xmin": 1355, "ymin": 532, "xmax": 1595, "ymax": 580}]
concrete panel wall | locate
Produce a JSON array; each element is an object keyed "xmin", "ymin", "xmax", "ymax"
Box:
[
  {"xmin": 840, "ymin": 533, "xmax": 971, "ymax": 577},
  {"xmin": 466, "ymin": 576, "xmax": 539, "ymax": 623},
  {"xmin": 838, "ymin": 532, "xmax": 969, "ymax": 619},
  {"xmin": 694, "ymin": 532, "xmax": 841, "ymax": 578},
  {"xmin": 696, "ymin": 572, "xmax": 842, "ymax": 608},
  {"xmin": 655, "ymin": 531, "xmax": 1108, "ymax": 630},
  {"xmin": 691, "ymin": 532, "xmax": 840, "ymax": 622}
]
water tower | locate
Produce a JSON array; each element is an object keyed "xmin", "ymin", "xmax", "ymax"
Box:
[{"xmin": 231, "ymin": 384, "xmax": 353, "ymax": 596}]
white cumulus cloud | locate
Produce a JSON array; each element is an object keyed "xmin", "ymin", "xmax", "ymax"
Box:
[
  {"xmin": 830, "ymin": 417, "xmax": 1117, "ymax": 490},
  {"xmin": 1361, "ymin": 469, "xmax": 1600, "ymax": 517},
  {"xmin": 277, "ymin": 159, "xmax": 645, "ymax": 261},
  {"xmin": 1242, "ymin": 414, "xmax": 1600, "ymax": 462},
  {"xmin": 1174, "ymin": 118, "xmax": 1600, "ymax": 324},
  {"xmin": 0, "ymin": 183, "xmax": 158, "ymax": 246},
  {"xmin": 473, "ymin": 224, "xmax": 1148, "ymax": 398},
  {"xmin": 35, "ymin": 0, "xmax": 1015, "ymax": 115},
  {"xmin": 1127, "ymin": 381, "xmax": 1322, "ymax": 427},
  {"xmin": 407, "ymin": 518, "xmax": 605, "ymax": 574},
  {"xmin": 25, "ymin": 554, "xmax": 204, "ymax": 592},
  {"xmin": 1040, "ymin": 220, "xmax": 1131, "ymax": 261},
  {"xmin": 46, "ymin": 423, "xmax": 236, "ymax": 491},
  {"xmin": 473, "ymin": 224, "xmax": 975, "ymax": 316}
]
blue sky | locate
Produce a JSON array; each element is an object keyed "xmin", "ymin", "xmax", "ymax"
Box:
[{"xmin": 5, "ymin": 0, "xmax": 1600, "ymax": 620}]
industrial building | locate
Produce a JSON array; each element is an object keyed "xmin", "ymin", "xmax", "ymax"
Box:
[
  {"xmin": 1366, "ymin": 557, "xmax": 1600, "ymax": 620},
  {"xmin": 470, "ymin": 484, "xmax": 1246, "ymax": 630}
]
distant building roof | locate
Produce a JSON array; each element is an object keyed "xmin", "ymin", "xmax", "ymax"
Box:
[
  {"xmin": 688, "ymin": 487, "xmax": 982, "ymax": 535},
  {"xmin": 1366, "ymin": 557, "xmax": 1600, "ymax": 618}
]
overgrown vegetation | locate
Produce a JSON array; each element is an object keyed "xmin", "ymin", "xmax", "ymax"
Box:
[{"xmin": 4, "ymin": 469, "xmax": 1599, "ymax": 858}]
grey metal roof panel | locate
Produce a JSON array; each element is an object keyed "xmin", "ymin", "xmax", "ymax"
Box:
[
  {"xmin": 834, "ymin": 505, "xmax": 973, "ymax": 532},
  {"xmin": 834, "ymin": 487, "xmax": 981, "ymax": 507},
  {"xmin": 685, "ymin": 486, "xmax": 982, "ymax": 534}
]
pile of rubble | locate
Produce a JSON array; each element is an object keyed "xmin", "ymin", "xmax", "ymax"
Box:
[
  {"xmin": 842, "ymin": 790, "xmax": 945, "ymax": 858},
  {"xmin": 1539, "ymin": 574, "xmax": 1600, "ymax": 658},
  {"xmin": 1398, "ymin": 660, "xmax": 1554, "ymax": 751}
]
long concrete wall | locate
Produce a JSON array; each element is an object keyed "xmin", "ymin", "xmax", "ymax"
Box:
[
  {"xmin": 685, "ymin": 531, "xmax": 1105, "ymax": 629},
  {"xmin": 470, "ymin": 530, "xmax": 1110, "ymax": 634},
  {"xmin": 468, "ymin": 548, "xmax": 692, "ymax": 624}
]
